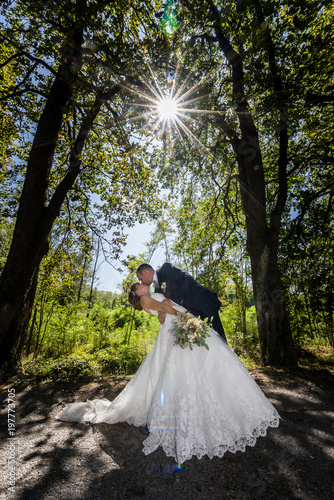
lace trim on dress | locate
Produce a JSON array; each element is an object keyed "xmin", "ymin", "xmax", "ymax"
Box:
[{"xmin": 142, "ymin": 413, "xmax": 280, "ymax": 465}]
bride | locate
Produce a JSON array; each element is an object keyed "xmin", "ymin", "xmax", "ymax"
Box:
[{"xmin": 56, "ymin": 283, "xmax": 280, "ymax": 465}]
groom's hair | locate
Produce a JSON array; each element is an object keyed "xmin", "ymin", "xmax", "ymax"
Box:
[{"xmin": 137, "ymin": 263, "xmax": 153, "ymax": 274}]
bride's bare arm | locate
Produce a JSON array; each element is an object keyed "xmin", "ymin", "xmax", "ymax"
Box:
[
  {"xmin": 161, "ymin": 298, "xmax": 174, "ymax": 306},
  {"xmin": 140, "ymin": 295, "xmax": 177, "ymax": 315},
  {"xmin": 158, "ymin": 298, "xmax": 174, "ymax": 323}
]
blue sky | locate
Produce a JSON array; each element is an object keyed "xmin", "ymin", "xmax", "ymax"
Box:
[{"xmin": 95, "ymin": 221, "xmax": 164, "ymax": 292}]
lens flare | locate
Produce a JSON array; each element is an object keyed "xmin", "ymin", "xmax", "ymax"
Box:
[
  {"xmin": 157, "ymin": 98, "xmax": 178, "ymax": 119},
  {"xmin": 115, "ymin": 51, "xmax": 227, "ymax": 157}
]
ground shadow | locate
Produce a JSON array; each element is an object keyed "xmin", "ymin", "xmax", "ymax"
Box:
[{"xmin": 0, "ymin": 369, "xmax": 333, "ymax": 499}]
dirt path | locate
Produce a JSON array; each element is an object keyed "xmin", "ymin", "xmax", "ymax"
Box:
[{"xmin": 1, "ymin": 367, "xmax": 333, "ymax": 500}]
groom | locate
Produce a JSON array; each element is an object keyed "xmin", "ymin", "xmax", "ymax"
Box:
[{"xmin": 136, "ymin": 262, "xmax": 227, "ymax": 342}]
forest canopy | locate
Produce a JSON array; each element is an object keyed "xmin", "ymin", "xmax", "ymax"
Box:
[{"xmin": 0, "ymin": 0, "xmax": 333, "ymax": 375}]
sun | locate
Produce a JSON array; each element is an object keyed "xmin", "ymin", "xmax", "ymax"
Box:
[
  {"xmin": 157, "ymin": 98, "xmax": 178, "ymax": 119},
  {"xmin": 117, "ymin": 60, "xmax": 225, "ymax": 151}
]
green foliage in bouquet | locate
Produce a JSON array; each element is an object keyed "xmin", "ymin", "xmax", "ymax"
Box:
[{"xmin": 172, "ymin": 313, "xmax": 211, "ymax": 350}]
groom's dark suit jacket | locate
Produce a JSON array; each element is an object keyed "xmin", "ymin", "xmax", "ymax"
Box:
[{"xmin": 155, "ymin": 262, "xmax": 227, "ymax": 342}]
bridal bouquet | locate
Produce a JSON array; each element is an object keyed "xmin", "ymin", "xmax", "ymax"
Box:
[{"xmin": 172, "ymin": 313, "xmax": 211, "ymax": 350}]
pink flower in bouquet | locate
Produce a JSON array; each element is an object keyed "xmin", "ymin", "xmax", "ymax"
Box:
[{"xmin": 172, "ymin": 312, "xmax": 211, "ymax": 350}]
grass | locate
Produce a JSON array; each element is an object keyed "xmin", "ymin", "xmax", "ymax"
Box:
[{"xmin": 296, "ymin": 341, "xmax": 334, "ymax": 372}]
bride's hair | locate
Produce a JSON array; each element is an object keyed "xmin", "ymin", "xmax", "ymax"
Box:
[{"xmin": 128, "ymin": 283, "xmax": 142, "ymax": 311}]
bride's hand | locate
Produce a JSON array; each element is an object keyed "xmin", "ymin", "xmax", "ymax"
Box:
[
  {"xmin": 162, "ymin": 298, "xmax": 173, "ymax": 306},
  {"xmin": 158, "ymin": 311, "xmax": 166, "ymax": 324}
]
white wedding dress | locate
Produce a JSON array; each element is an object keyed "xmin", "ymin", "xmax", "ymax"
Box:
[{"xmin": 56, "ymin": 293, "xmax": 280, "ymax": 465}]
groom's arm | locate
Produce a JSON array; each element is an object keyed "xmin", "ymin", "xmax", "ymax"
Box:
[{"xmin": 158, "ymin": 298, "xmax": 175, "ymax": 324}]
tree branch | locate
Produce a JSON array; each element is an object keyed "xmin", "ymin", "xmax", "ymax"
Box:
[
  {"xmin": 20, "ymin": 50, "xmax": 58, "ymax": 77},
  {"xmin": 291, "ymin": 184, "xmax": 334, "ymax": 237},
  {"xmin": 0, "ymin": 51, "xmax": 23, "ymax": 70},
  {"xmin": 0, "ymin": 87, "xmax": 49, "ymax": 101},
  {"xmin": 306, "ymin": 93, "xmax": 334, "ymax": 105},
  {"xmin": 0, "ymin": 35, "xmax": 58, "ymax": 76},
  {"xmin": 46, "ymin": 84, "xmax": 122, "ymax": 227}
]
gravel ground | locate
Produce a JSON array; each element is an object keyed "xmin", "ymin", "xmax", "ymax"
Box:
[{"xmin": 0, "ymin": 367, "xmax": 333, "ymax": 500}]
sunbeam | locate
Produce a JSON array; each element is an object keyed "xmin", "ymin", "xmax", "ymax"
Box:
[
  {"xmin": 157, "ymin": 97, "xmax": 178, "ymax": 119},
  {"xmin": 111, "ymin": 40, "xmax": 227, "ymax": 160}
]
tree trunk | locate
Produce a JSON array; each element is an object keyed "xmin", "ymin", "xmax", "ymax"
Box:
[
  {"xmin": 0, "ymin": 21, "xmax": 121, "ymax": 372},
  {"xmin": 209, "ymin": 2, "xmax": 297, "ymax": 367},
  {"xmin": 33, "ymin": 293, "xmax": 51, "ymax": 359},
  {"xmin": 250, "ymin": 240, "xmax": 296, "ymax": 366},
  {"xmin": 36, "ymin": 306, "xmax": 54, "ymax": 359},
  {"xmin": 303, "ymin": 289, "xmax": 315, "ymax": 338},
  {"xmin": 241, "ymin": 296, "xmax": 247, "ymax": 339},
  {"xmin": 33, "ymin": 302, "xmax": 44, "ymax": 360},
  {"xmin": 325, "ymin": 295, "xmax": 334, "ymax": 347},
  {"xmin": 88, "ymin": 238, "xmax": 100, "ymax": 310},
  {"xmin": 25, "ymin": 306, "xmax": 37, "ymax": 357},
  {"xmin": 77, "ymin": 253, "xmax": 89, "ymax": 303},
  {"xmin": 0, "ymin": 29, "xmax": 84, "ymax": 372}
]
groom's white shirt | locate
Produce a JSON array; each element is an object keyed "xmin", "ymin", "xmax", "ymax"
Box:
[{"xmin": 153, "ymin": 271, "xmax": 158, "ymax": 286}]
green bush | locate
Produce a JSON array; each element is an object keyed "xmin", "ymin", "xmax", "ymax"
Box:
[
  {"xmin": 110, "ymin": 306, "xmax": 148, "ymax": 329},
  {"xmin": 221, "ymin": 304, "xmax": 261, "ymax": 368},
  {"xmin": 94, "ymin": 344, "xmax": 145, "ymax": 375},
  {"xmin": 23, "ymin": 300, "xmax": 162, "ymax": 380},
  {"xmin": 23, "ymin": 354, "xmax": 94, "ymax": 380}
]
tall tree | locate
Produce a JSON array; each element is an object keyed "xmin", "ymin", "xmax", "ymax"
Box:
[
  {"xmin": 207, "ymin": 0, "xmax": 296, "ymax": 366},
  {"xmin": 0, "ymin": 0, "xmax": 161, "ymax": 371},
  {"xmin": 167, "ymin": 0, "xmax": 333, "ymax": 366}
]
